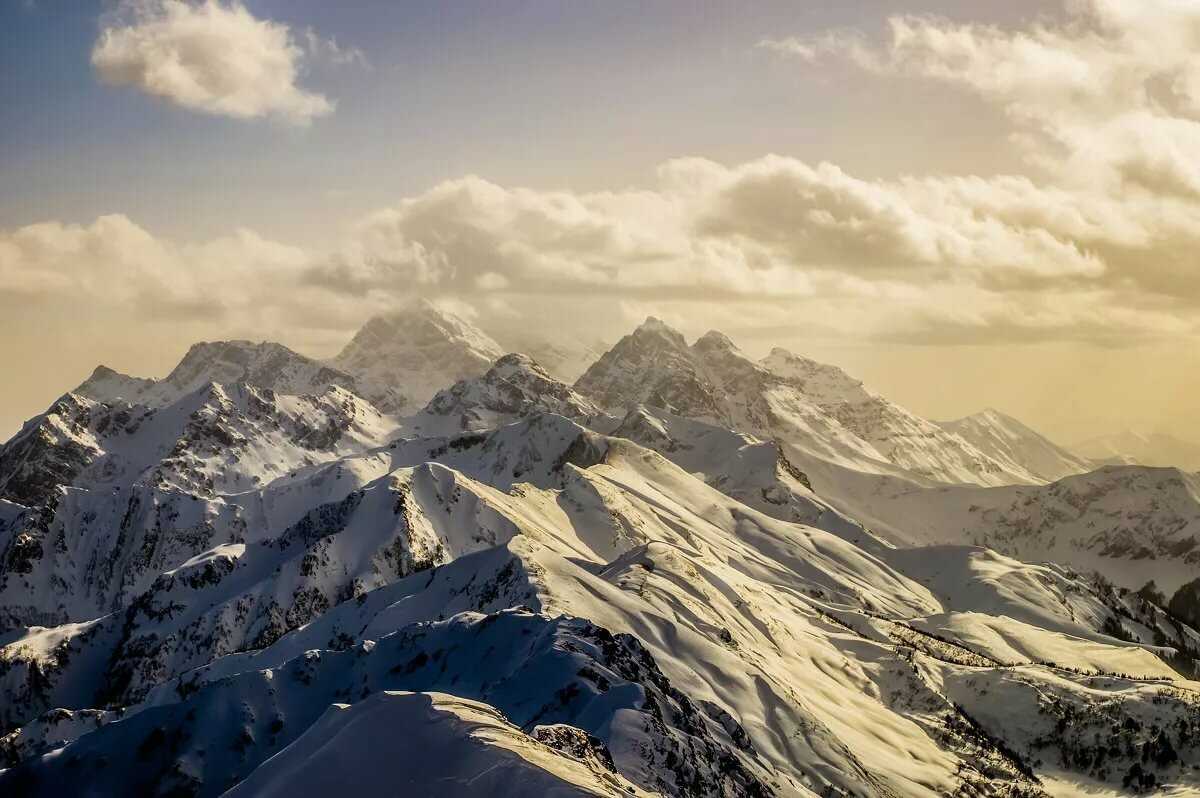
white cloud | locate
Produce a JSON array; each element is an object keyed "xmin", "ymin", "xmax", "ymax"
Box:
[
  {"xmin": 61, "ymin": 0, "xmax": 1200, "ymax": 352},
  {"xmin": 766, "ymin": 0, "xmax": 1200, "ymax": 199},
  {"xmin": 91, "ymin": 0, "xmax": 335, "ymax": 125},
  {"xmin": 306, "ymin": 155, "xmax": 1108, "ymax": 314},
  {"xmin": 0, "ymin": 215, "xmax": 315, "ymax": 329},
  {"xmin": 751, "ymin": 0, "xmax": 1200, "ymax": 326}
]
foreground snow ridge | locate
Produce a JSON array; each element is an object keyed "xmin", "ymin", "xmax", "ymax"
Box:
[{"xmin": 1, "ymin": 311, "xmax": 1199, "ymax": 796}]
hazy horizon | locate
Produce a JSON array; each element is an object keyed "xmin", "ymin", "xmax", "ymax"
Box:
[{"xmin": 5, "ymin": 0, "xmax": 1200, "ymax": 446}]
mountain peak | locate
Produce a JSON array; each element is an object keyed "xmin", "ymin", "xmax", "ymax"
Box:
[
  {"xmin": 489, "ymin": 352, "xmax": 542, "ymax": 376},
  {"xmin": 574, "ymin": 317, "xmax": 702, "ymax": 414},
  {"xmin": 346, "ymin": 302, "xmax": 502, "ymax": 357},
  {"xmin": 692, "ymin": 330, "xmax": 738, "ymax": 354},
  {"xmin": 631, "ymin": 316, "xmax": 688, "ymax": 348},
  {"xmin": 938, "ymin": 407, "xmax": 1090, "ymax": 483},
  {"xmin": 86, "ymin": 365, "xmax": 120, "ymax": 381},
  {"xmin": 415, "ymin": 352, "xmax": 602, "ymax": 434},
  {"xmin": 330, "ymin": 301, "xmax": 505, "ymax": 416}
]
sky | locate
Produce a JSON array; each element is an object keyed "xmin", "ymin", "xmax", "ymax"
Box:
[{"xmin": 2, "ymin": 0, "xmax": 1199, "ymax": 445}]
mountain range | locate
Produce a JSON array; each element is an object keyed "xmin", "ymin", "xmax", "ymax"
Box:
[
  {"xmin": 1073, "ymin": 429, "xmax": 1200, "ymax": 472},
  {"xmin": 2, "ymin": 300, "xmax": 1199, "ymax": 796}
]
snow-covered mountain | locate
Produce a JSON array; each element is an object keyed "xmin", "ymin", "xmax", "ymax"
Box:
[
  {"xmin": 75, "ymin": 340, "xmax": 361, "ymax": 408},
  {"xmin": 3, "ymin": 316, "xmax": 1200, "ymax": 795},
  {"xmin": 330, "ymin": 299, "xmax": 504, "ymax": 415},
  {"xmin": 761, "ymin": 348, "xmax": 1045, "ymax": 486},
  {"xmin": 805, "ymin": 458, "xmax": 1200, "ymax": 596},
  {"xmin": 73, "ymin": 302, "xmax": 509, "ymax": 423},
  {"xmin": 574, "ymin": 318, "xmax": 1034, "ymax": 487},
  {"xmin": 0, "ymin": 382, "xmax": 395, "ymax": 630},
  {"xmin": 938, "ymin": 408, "xmax": 1093, "ymax": 483},
  {"xmin": 408, "ymin": 353, "xmax": 606, "ymax": 436},
  {"xmin": 4, "ymin": 407, "xmax": 1198, "ymax": 795},
  {"xmin": 493, "ymin": 333, "xmax": 607, "ymax": 384},
  {"xmin": 1073, "ymin": 429, "xmax": 1200, "ymax": 471}
]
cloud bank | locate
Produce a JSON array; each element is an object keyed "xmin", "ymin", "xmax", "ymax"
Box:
[
  {"xmin": 7, "ymin": 0, "xmax": 1196, "ymax": 353},
  {"xmin": 91, "ymin": 0, "xmax": 336, "ymax": 125}
]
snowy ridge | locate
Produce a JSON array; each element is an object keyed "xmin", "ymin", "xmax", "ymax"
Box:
[
  {"xmin": 223, "ymin": 691, "xmax": 653, "ymax": 798},
  {"xmin": 811, "ymin": 460, "xmax": 1200, "ymax": 595},
  {"xmin": 1073, "ymin": 429, "xmax": 1200, "ymax": 471},
  {"xmin": 75, "ymin": 340, "xmax": 362, "ymax": 409},
  {"xmin": 761, "ymin": 348, "xmax": 1043, "ymax": 486},
  {"xmin": 939, "ymin": 408, "xmax": 1093, "ymax": 483},
  {"xmin": 2, "ymin": 316, "xmax": 1200, "ymax": 795},
  {"xmin": 409, "ymin": 353, "xmax": 606, "ymax": 436},
  {"xmin": 0, "ymin": 381, "xmax": 396, "ymax": 630},
  {"xmin": 575, "ymin": 318, "xmax": 1041, "ymax": 487}
]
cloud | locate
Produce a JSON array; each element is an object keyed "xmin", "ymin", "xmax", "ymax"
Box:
[
  {"xmin": 765, "ymin": 0, "xmax": 1200, "ymax": 198},
  {"xmin": 21, "ymin": 9, "xmax": 1200, "ymax": 354},
  {"xmin": 0, "ymin": 215, "xmax": 319, "ymax": 333},
  {"xmin": 91, "ymin": 0, "xmax": 336, "ymax": 125},
  {"xmin": 751, "ymin": 0, "xmax": 1200, "ymax": 327},
  {"xmin": 8, "ymin": 141, "xmax": 1200, "ymax": 354},
  {"xmin": 305, "ymin": 155, "xmax": 1112, "ymax": 315}
]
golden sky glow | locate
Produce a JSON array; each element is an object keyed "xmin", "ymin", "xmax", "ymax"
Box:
[{"xmin": 2, "ymin": 0, "xmax": 1199, "ymax": 445}]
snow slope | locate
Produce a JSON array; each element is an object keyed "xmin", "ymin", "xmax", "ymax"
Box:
[
  {"xmin": 795, "ymin": 450, "xmax": 1200, "ymax": 595},
  {"xmin": 3, "ymin": 319, "xmax": 1200, "ymax": 796},
  {"xmin": 223, "ymin": 691, "xmax": 653, "ymax": 798},
  {"xmin": 939, "ymin": 408, "xmax": 1093, "ymax": 483},
  {"xmin": 4, "ymin": 408, "xmax": 1199, "ymax": 795}
]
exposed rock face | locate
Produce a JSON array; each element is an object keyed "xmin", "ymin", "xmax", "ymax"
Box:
[
  {"xmin": 575, "ymin": 318, "xmax": 718, "ymax": 420},
  {"xmin": 1169, "ymin": 578, "xmax": 1200, "ymax": 630},
  {"xmin": 0, "ymin": 394, "xmax": 107, "ymax": 508}
]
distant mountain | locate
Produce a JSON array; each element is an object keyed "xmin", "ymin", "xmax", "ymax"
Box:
[
  {"xmin": 75, "ymin": 341, "xmax": 360, "ymax": 408},
  {"xmin": 1073, "ymin": 429, "xmax": 1200, "ymax": 471},
  {"xmin": 761, "ymin": 349, "xmax": 1043, "ymax": 486},
  {"xmin": 493, "ymin": 334, "xmax": 607, "ymax": 384},
  {"xmin": 330, "ymin": 300, "xmax": 504, "ymax": 415},
  {"xmin": 938, "ymin": 408, "xmax": 1093, "ymax": 483},
  {"xmin": 74, "ymin": 302, "xmax": 508, "ymax": 422},
  {"xmin": 575, "ymin": 317, "xmax": 1032, "ymax": 486}
]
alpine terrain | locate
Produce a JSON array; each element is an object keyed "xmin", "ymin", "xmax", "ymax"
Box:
[{"xmin": 2, "ymin": 308, "xmax": 1199, "ymax": 797}]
